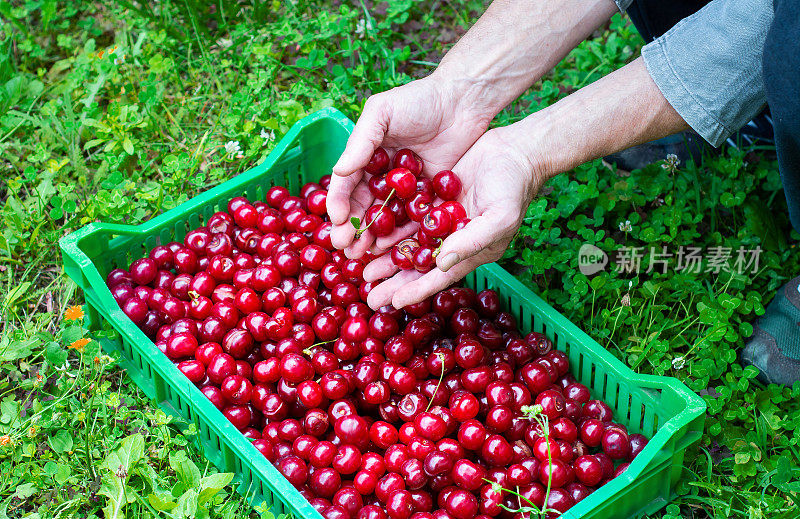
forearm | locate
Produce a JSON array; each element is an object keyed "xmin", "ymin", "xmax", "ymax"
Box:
[
  {"xmin": 499, "ymin": 57, "xmax": 689, "ymax": 179},
  {"xmin": 434, "ymin": 0, "xmax": 618, "ymax": 117}
]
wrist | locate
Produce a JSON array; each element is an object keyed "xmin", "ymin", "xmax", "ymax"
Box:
[
  {"xmin": 493, "ymin": 117, "xmax": 554, "ymax": 184},
  {"xmin": 427, "ymin": 68, "xmax": 506, "ymax": 124}
]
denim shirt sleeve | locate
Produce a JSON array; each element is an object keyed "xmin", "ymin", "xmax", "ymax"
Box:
[{"xmin": 637, "ymin": 0, "xmax": 773, "ymax": 147}]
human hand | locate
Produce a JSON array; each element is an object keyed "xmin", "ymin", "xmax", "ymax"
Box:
[
  {"xmin": 360, "ymin": 127, "xmax": 544, "ymax": 309},
  {"xmin": 326, "ymin": 74, "xmax": 493, "ymax": 257}
]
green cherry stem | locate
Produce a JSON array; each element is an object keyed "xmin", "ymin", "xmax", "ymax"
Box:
[
  {"xmin": 424, "ymin": 352, "xmax": 447, "ymax": 412},
  {"xmin": 354, "ymin": 188, "xmax": 395, "ymax": 239}
]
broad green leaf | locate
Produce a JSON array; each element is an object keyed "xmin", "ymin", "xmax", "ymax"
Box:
[
  {"xmin": 148, "ymin": 492, "xmax": 177, "ymax": 512},
  {"xmin": 14, "ymin": 483, "xmax": 37, "ymax": 499},
  {"xmin": 0, "ymin": 397, "xmax": 20, "ymax": 426},
  {"xmin": 45, "ymin": 341, "xmax": 68, "ymax": 368},
  {"xmin": 122, "ymin": 137, "xmax": 134, "ymax": 155},
  {"xmin": 48, "ymin": 429, "xmax": 73, "ymax": 454},
  {"xmin": 174, "ymin": 488, "xmax": 199, "ymax": 519},
  {"xmin": 55, "ymin": 463, "xmax": 72, "ymax": 485},
  {"xmin": 0, "ymin": 335, "xmax": 38, "ymax": 361},
  {"xmin": 169, "ymin": 450, "xmax": 200, "ymax": 495},
  {"xmin": 103, "ymin": 433, "xmax": 145, "ymax": 475},
  {"xmin": 198, "ymin": 472, "xmax": 234, "ymax": 505}
]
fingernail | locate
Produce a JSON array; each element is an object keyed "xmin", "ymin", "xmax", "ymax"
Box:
[{"xmin": 438, "ymin": 252, "xmax": 459, "ymax": 272}]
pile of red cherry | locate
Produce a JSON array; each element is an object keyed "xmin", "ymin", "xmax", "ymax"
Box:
[
  {"xmin": 106, "ymin": 176, "xmax": 648, "ymax": 519},
  {"xmin": 357, "ymin": 147, "xmax": 467, "ymax": 273}
]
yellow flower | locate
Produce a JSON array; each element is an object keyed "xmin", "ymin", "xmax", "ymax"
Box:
[
  {"xmin": 64, "ymin": 306, "xmax": 85, "ymax": 321},
  {"xmin": 69, "ymin": 338, "xmax": 90, "ymax": 352},
  {"xmin": 0, "ymin": 435, "xmax": 10, "ymax": 446}
]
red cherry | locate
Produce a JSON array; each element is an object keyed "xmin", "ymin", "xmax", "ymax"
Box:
[
  {"xmin": 369, "ymin": 174, "xmax": 393, "ymax": 200},
  {"xmin": 602, "ymin": 428, "xmax": 631, "ymax": 460},
  {"xmin": 481, "ymin": 435, "xmax": 513, "ymax": 467},
  {"xmin": 122, "ymin": 297, "xmax": 148, "ymax": 325},
  {"xmin": 365, "ymin": 147, "xmax": 391, "ymax": 176},
  {"xmin": 220, "ymin": 374, "xmax": 253, "ymax": 405},
  {"xmin": 412, "ymin": 246, "xmax": 435, "ymax": 273},
  {"xmin": 281, "ymin": 353, "xmax": 314, "ymax": 384},
  {"xmin": 545, "ymin": 487, "xmax": 574, "ymax": 513},
  {"xmin": 420, "ymin": 208, "xmax": 451, "ymax": 238},
  {"xmin": 580, "ymin": 418, "xmax": 605, "ymax": 448},
  {"xmin": 335, "ymin": 415, "xmax": 369, "ymax": 449},
  {"xmin": 539, "ymin": 458, "xmax": 572, "ymax": 488},
  {"xmin": 386, "ymin": 168, "xmax": 418, "ymax": 199},
  {"xmin": 354, "ymin": 469, "xmax": 380, "ymax": 495},
  {"xmin": 432, "ymin": 171, "xmax": 461, "ymax": 201},
  {"xmin": 451, "ymin": 459, "xmax": 485, "ymax": 491},
  {"xmin": 413, "ymin": 412, "xmax": 447, "ymax": 441},
  {"xmin": 535, "ymin": 389, "xmax": 566, "ymax": 419},
  {"xmin": 391, "ymin": 239, "xmax": 419, "ymax": 270},
  {"xmin": 400, "ymin": 458, "xmax": 428, "ymax": 490},
  {"xmin": 364, "ymin": 204, "xmax": 396, "ymax": 237},
  {"xmin": 628, "ymin": 433, "xmax": 648, "ymax": 460},
  {"xmin": 444, "ymin": 489, "xmax": 477, "ymax": 519},
  {"xmin": 332, "ymin": 444, "xmax": 362, "ymax": 475},
  {"xmin": 438, "ymin": 201, "xmax": 466, "ymax": 223},
  {"xmin": 573, "ymin": 454, "xmax": 603, "ymax": 486},
  {"xmin": 405, "ymin": 192, "xmax": 433, "ymax": 222},
  {"xmin": 277, "ymin": 454, "xmax": 308, "ymax": 488},
  {"xmin": 222, "ymin": 405, "xmax": 251, "ymax": 431},
  {"xmin": 370, "ymin": 420, "xmax": 399, "ymax": 449},
  {"xmin": 392, "ymin": 149, "xmax": 423, "ymax": 177},
  {"xmin": 333, "ymin": 487, "xmax": 363, "ymax": 518},
  {"xmin": 386, "ymin": 489, "xmax": 415, "ymax": 519}
]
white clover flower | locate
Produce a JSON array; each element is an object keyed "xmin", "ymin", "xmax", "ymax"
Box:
[
  {"xmin": 260, "ymin": 129, "xmax": 275, "ymax": 146},
  {"xmin": 672, "ymin": 356, "xmax": 686, "ymax": 370},
  {"xmin": 661, "ymin": 153, "xmax": 681, "ymax": 171},
  {"xmin": 224, "ymin": 140, "xmax": 241, "ymax": 159},
  {"xmin": 355, "ymin": 18, "xmax": 373, "ymax": 36},
  {"xmin": 619, "ymin": 220, "xmax": 633, "ymax": 233},
  {"xmin": 621, "ymin": 293, "xmax": 631, "ymax": 307}
]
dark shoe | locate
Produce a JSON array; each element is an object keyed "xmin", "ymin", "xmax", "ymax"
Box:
[
  {"xmin": 726, "ymin": 112, "xmax": 775, "ymax": 148},
  {"xmin": 740, "ymin": 275, "xmax": 800, "ymax": 386},
  {"xmin": 604, "ymin": 131, "xmax": 707, "ymax": 171},
  {"xmin": 605, "ymin": 112, "xmax": 774, "ymax": 171}
]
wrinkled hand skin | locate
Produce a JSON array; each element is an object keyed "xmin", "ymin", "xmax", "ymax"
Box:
[
  {"xmin": 360, "ymin": 127, "xmax": 541, "ymax": 310},
  {"xmin": 325, "ymin": 75, "xmax": 492, "ymax": 259}
]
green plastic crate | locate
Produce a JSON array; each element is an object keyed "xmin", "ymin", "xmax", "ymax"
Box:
[{"xmin": 60, "ymin": 107, "xmax": 706, "ymax": 519}]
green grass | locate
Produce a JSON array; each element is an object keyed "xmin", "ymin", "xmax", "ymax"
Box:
[{"xmin": 2, "ymin": 1, "xmax": 799, "ymax": 517}]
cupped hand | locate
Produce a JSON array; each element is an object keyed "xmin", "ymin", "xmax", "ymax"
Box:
[
  {"xmin": 326, "ymin": 75, "xmax": 492, "ymax": 257},
  {"xmin": 361, "ymin": 127, "xmax": 544, "ymax": 309}
]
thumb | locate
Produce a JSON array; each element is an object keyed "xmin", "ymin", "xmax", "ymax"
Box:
[
  {"xmin": 333, "ymin": 96, "xmax": 389, "ymax": 177},
  {"xmin": 435, "ymin": 213, "xmax": 506, "ymax": 272}
]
